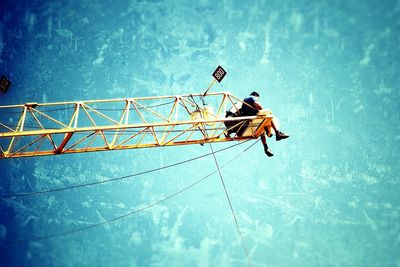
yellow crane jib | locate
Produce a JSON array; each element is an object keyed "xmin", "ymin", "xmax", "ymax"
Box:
[{"xmin": 0, "ymin": 92, "xmax": 273, "ymax": 159}]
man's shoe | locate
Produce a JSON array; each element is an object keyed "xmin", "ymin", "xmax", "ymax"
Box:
[
  {"xmin": 276, "ymin": 131, "xmax": 289, "ymax": 141},
  {"xmin": 264, "ymin": 147, "xmax": 274, "ymax": 157}
]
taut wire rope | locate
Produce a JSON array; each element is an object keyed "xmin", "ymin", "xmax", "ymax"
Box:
[
  {"xmin": 1, "ymin": 140, "xmax": 250, "ymax": 199},
  {"xmin": 209, "ymin": 143, "xmax": 253, "ymax": 267},
  {"xmin": 8, "ymin": 140, "xmax": 259, "ymax": 244}
]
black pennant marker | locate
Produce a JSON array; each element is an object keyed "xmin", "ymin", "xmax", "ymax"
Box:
[
  {"xmin": 212, "ymin": 65, "xmax": 227, "ymax": 83},
  {"xmin": 0, "ymin": 76, "xmax": 11, "ymax": 94}
]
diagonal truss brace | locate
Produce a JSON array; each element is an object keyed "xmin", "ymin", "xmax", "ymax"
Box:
[{"xmin": 0, "ymin": 92, "xmax": 273, "ymax": 158}]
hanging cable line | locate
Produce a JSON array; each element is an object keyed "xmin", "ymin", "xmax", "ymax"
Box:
[
  {"xmin": 1, "ymin": 140, "xmax": 250, "ymax": 199},
  {"xmin": 0, "ymin": 100, "xmax": 175, "ymax": 115},
  {"xmin": 7, "ymin": 140, "xmax": 259, "ymax": 244},
  {"xmin": 0, "ymin": 106, "xmax": 75, "ymax": 114},
  {"xmin": 209, "ymin": 143, "xmax": 253, "ymax": 267},
  {"xmin": 0, "ymin": 123, "xmax": 233, "ymax": 133},
  {"xmin": 94, "ymin": 100, "xmax": 175, "ymax": 110}
]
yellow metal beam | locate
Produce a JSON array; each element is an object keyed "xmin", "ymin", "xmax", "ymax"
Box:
[{"xmin": 0, "ymin": 92, "xmax": 273, "ymax": 159}]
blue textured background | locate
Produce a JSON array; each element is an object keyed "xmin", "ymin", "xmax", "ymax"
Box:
[{"xmin": 1, "ymin": 1, "xmax": 399, "ymax": 266}]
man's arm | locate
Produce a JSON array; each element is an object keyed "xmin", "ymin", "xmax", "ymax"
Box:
[
  {"xmin": 253, "ymin": 102, "xmax": 263, "ymax": 110},
  {"xmin": 250, "ymin": 95, "xmax": 263, "ymax": 110}
]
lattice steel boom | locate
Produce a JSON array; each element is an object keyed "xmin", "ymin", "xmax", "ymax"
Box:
[{"xmin": 0, "ymin": 92, "xmax": 273, "ymax": 158}]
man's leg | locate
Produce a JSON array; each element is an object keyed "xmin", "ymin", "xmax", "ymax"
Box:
[
  {"xmin": 270, "ymin": 120, "xmax": 289, "ymax": 141},
  {"xmin": 261, "ymin": 134, "xmax": 274, "ymax": 157}
]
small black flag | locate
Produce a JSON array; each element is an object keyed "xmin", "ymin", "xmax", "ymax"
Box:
[
  {"xmin": 0, "ymin": 76, "xmax": 11, "ymax": 94},
  {"xmin": 212, "ymin": 65, "xmax": 227, "ymax": 83}
]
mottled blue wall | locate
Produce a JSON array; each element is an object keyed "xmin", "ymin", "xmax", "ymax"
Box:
[{"xmin": 1, "ymin": 0, "xmax": 399, "ymax": 266}]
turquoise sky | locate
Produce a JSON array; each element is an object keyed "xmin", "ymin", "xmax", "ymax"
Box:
[{"xmin": 1, "ymin": 1, "xmax": 399, "ymax": 266}]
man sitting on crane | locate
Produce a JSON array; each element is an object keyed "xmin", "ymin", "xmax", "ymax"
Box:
[{"xmin": 225, "ymin": 91, "xmax": 289, "ymax": 157}]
